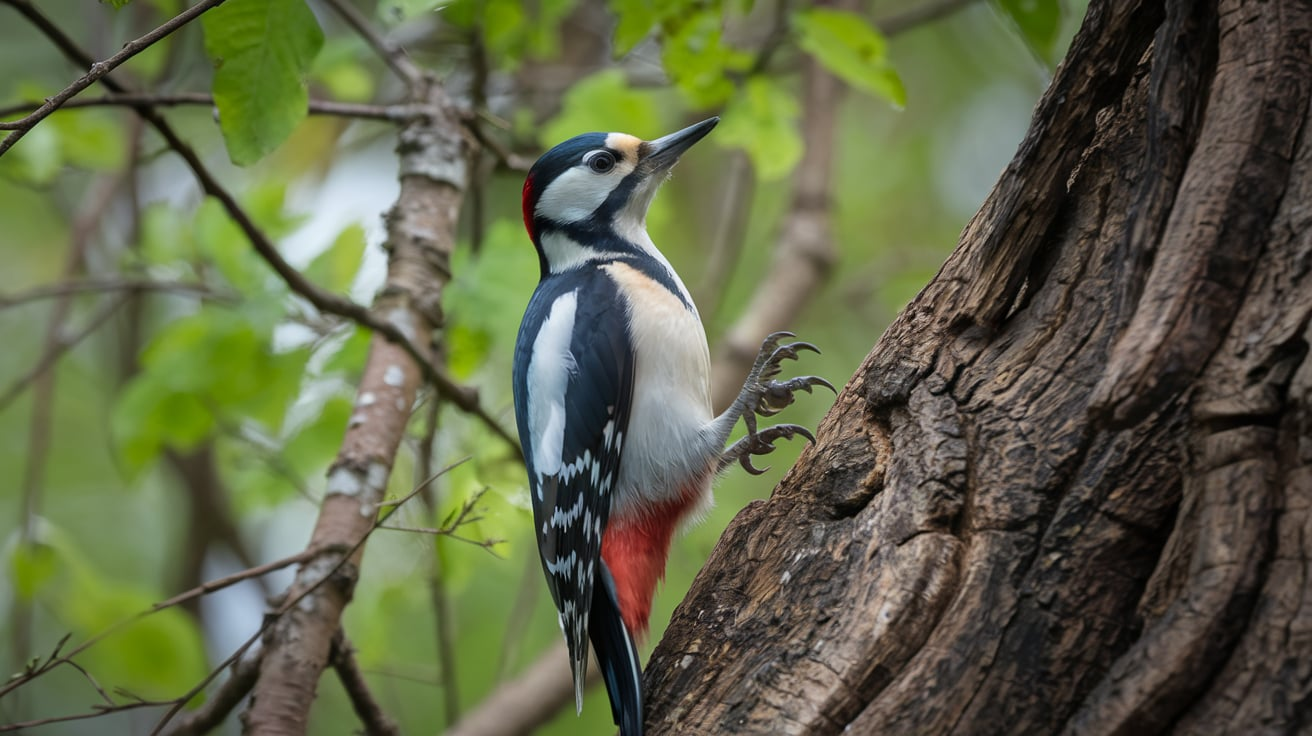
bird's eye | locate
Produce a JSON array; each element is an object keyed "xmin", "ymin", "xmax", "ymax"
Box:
[{"xmin": 584, "ymin": 150, "xmax": 616, "ymax": 174}]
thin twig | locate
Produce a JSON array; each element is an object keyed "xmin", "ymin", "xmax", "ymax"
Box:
[
  {"xmin": 415, "ymin": 382, "xmax": 463, "ymax": 724},
  {"xmin": 0, "ymin": 0, "xmax": 226, "ymax": 147},
  {"xmin": 151, "ymin": 459, "xmax": 474, "ymax": 734},
  {"xmin": 0, "ymin": 278, "xmax": 233, "ymax": 309},
  {"xmin": 320, "ymin": 0, "xmax": 423, "ymax": 86},
  {"xmin": 0, "ymin": 548, "xmax": 311, "ymax": 704},
  {"xmin": 150, "ymin": 549, "xmax": 316, "ymax": 613},
  {"xmin": 6, "ymin": 0, "xmax": 523, "ymax": 459},
  {"xmin": 331, "ymin": 633, "xmax": 401, "ymax": 736},
  {"xmin": 0, "ymin": 92, "xmax": 410, "ymax": 123}
]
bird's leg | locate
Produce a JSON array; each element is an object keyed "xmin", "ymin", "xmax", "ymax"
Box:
[{"xmin": 714, "ymin": 331, "xmax": 835, "ymax": 475}]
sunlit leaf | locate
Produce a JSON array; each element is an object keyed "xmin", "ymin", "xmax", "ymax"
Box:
[
  {"xmin": 202, "ymin": 0, "xmax": 324, "ymax": 165},
  {"xmin": 795, "ymin": 8, "xmax": 906, "ymax": 109}
]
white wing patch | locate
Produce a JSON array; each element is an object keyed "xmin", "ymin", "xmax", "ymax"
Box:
[{"xmin": 527, "ymin": 291, "xmax": 579, "ymax": 484}]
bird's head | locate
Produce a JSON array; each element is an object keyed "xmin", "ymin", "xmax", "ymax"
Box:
[{"xmin": 521, "ymin": 118, "xmax": 718, "ymax": 270}]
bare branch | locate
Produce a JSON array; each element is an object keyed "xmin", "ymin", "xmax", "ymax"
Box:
[
  {"xmin": 152, "ymin": 465, "xmax": 466, "ymax": 734},
  {"xmin": 159, "ymin": 647, "xmax": 263, "ymax": 736},
  {"xmin": 239, "ymin": 74, "xmax": 472, "ymax": 732},
  {"xmin": 150, "ymin": 549, "xmax": 316, "ymax": 613},
  {"xmin": 0, "ymin": 92, "xmax": 410, "ymax": 123},
  {"xmin": 6, "ymin": 0, "xmax": 523, "ymax": 459},
  {"xmin": 0, "ymin": 278, "xmax": 233, "ymax": 309},
  {"xmin": 331, "ymin": 634, "xmax": 401, "ymax": 736},
  {"xmin": 0, "ymin": 0, "xmax": 226, "ymax": 148},
  {"xmin": 414, "ymin": 385, "xmax": 463, "ymax": 724}
]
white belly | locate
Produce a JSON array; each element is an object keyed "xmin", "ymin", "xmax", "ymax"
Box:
[{"xmin": 602, "ymin": 262, "xmax": 715, "ymax": 520}]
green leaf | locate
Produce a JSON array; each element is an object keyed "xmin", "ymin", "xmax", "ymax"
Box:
[
  {"xmin": 203, "ymin": 0, "xmax": 324, "ymax": 166},
  {"xmin": 662, "ymin": 11, "xmax": 752, "ymax": 108},
  {"xmin": 795, "ymin": 8, "xmax": 905, "ymax": 109},
  {"xmin": 607, "ymin": 0, "xmax": 658, "ymax": 55},
  {"xmin": 718, "ymin": 77, "xmax": 802, "ymax": 180},
  {"xmin": 540, "ymin": 70, "xmax": 662, "ymax": 145},
  {"xmin": 993, "ymin": 0, "xmax": 1063, "ymax": 65},
  {"xmin": 112, "ymin": 379, "xmax": 214, "ymax": 472}
]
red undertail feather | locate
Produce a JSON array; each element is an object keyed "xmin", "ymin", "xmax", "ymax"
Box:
[{"xmin": 601, "ymin": 486, "xmax": 703, "ymax": 640}]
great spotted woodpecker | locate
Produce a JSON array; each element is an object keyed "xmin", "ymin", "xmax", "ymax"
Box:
[{"xmin": 512, "ymin": 117, "xmax": 830, "ymax": 734}]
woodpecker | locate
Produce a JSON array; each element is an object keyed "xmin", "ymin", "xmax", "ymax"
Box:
[{"xmin": 512, "ymin": 117, "xmax": 831, "ymax": 734}]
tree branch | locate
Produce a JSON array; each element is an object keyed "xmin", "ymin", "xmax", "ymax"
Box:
[
  {"xmin": 159, "ymin": 647, "xmax": 263, "ymax": 736},
  {"xmin": 0, "ymin": 277, "xmax": 232, "ymax": 309},
  {"xmin": 6, "ymin": 0, "xmax": 522, "ymax": 459},
  {"xmin": 0, "ymin": 0, "xmax": 226, "ymax": 148},
  {"xmin": 330, "ymin": 633, "xmax": 401, "ymax": 736},
  {"xmin": 0, "ymin": 92, "xmax": 410, "ymax": 124},
  {"xmin": 239, "ymin": 74, "xmax": 472, "ymax": 733}
]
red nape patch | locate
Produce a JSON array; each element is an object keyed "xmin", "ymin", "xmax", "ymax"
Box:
[
  {"xmin": 600, "ymin": 490, "xmax": 702, "ymax": 641},
  {"xmin": 521, "ymin": 173, "xmax": 536, "ymax": 240}
]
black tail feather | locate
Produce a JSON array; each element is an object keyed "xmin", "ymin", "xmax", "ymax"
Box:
[{"xmin": 591, "ymin": 563, "xmax": 644, "ymax": 735}]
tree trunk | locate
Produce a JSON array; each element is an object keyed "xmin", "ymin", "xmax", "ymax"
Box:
[{"xmin": 645, "ymin": 0, "xmax": 1312, "ymax": 733}]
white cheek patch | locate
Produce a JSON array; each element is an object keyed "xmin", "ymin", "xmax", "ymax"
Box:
[
  {"xmin": 536, "ymin": 168, "xmax": 611, "ymax": 224},
  {"xmin": 534, "ymin": 147, "xmax": 638, "ymax": 225},
  {"xmin": 527, "ymin": 291, "xmax": 579, "ymax": 478}
]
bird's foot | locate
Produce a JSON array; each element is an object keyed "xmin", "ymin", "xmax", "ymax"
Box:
[
  {"xmin": 718, "ymin": 331, "xmax": 835, "ymax": 474},
  {"xmin": 718, "ymin": 423, "xmax": 816, "ymax": 475},
  {"xmin": 742, "ymin": 331, "xmax": 835, "ymax": 417}
]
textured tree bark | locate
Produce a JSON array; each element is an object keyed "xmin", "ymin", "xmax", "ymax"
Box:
[
  {"xmin": 241, "ymin": 77, "xmax": 470, "ymax": 734},
  {"xmin": 646, "ymin": 0, "xmax": 1312, "ymax": 733}
]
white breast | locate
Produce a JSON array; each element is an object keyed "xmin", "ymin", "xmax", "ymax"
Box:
[{"xmin": 602, "ymin": 262, "xmax": 716, "ymax": 520}]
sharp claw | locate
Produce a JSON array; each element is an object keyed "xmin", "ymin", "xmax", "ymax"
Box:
[
  {"xmin": 741, "ymin": 456, "xmax": 769, "ymax": 475},
  {"xmin": 793, "ymin": 425, "xmax": 816, "ymax": 443},
  {"xmin": 786, "ymin": 341, "xmax": 821, "ymax": 355}
]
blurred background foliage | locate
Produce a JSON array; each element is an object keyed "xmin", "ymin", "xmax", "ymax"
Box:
[{"xmin": 0, "ymin": 0, "xmax": 1081, "ymax": 732}]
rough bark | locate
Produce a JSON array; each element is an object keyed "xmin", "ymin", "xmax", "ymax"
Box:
[
  {"xmin": 646, "ymin": 0, "xmax": 1312, "ymax": 733},
  {"xmin": 240, "ymin": 77, "xmax": 470, "ymax": 734}
]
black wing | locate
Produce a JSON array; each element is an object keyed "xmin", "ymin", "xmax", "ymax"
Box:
[{"xmin": 512, "ymin": 268, "xmax": 635, "ymax": 706}]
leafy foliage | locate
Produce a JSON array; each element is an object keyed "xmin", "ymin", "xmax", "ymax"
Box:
[
  {"xmin": 795, "ymin": 8, "xmax": 906, "ymax": 108},
  {"xmin": 202, "ymin": 0, "xmax": 325, "ymax": 165}
]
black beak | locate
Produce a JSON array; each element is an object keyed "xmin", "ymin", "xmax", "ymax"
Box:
[{"xmin": 642, "ymin": 117, "xmax": 718, "ymax": 172}]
